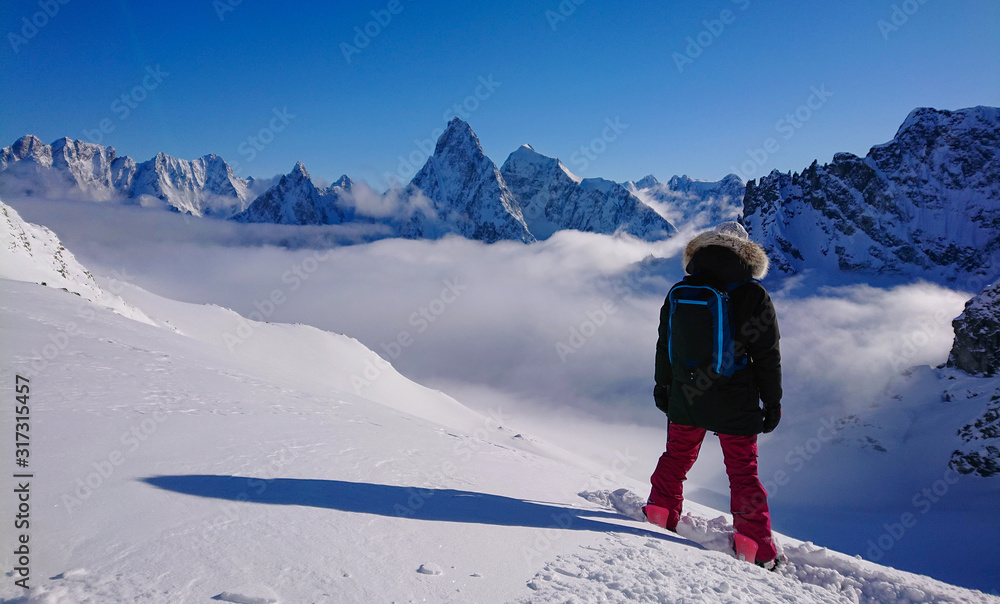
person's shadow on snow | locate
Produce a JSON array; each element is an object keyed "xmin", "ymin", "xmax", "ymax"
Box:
[{"xmin": 141, "ymin": 475, "xmax": 692, "ymax": 544}]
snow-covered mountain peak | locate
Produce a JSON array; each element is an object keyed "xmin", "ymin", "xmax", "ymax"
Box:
[
  {"xmin": 0, "ymin": 136, "xmax": 255, "ymax": 215},
  {"xmin": 504, "ymin": 143, "xmax": 579, "ymax": 181},
  {"xmin": 500, "ymin": 146, "xmax": 674, "ymax": 240},
  {"xmin": 233, "ymin": 162, "xmax": 350, "ymax": 226},
  {"xmin": 332, "ymin": 174, "xmax": 353, "ymax": 190},
  {"xmin": 435, "ymin": 117, "xmax": 484, "ymax": 159},
  {"xmin": 744, "ymin": 105, "xmax": 1000, "ymax": 281},
  {"xmin": 406, "ymin": 120, "xmax": 534, "ymax": 243},
  {"xmin": 632, "ymin": 174, "xmax": 660, "ymax": 189},
  {"xmin": 893, "ymin": 105, "xmax": 1000, "ymax": 142},
  {"xmin": 289, "ymin": 160, "xmax": 311, "ymax": 180},
  {"xmin": 9, "ymin": 134, "xmax": 49, "ymax": 159}
]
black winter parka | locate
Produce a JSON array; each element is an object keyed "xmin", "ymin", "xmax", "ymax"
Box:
[{"xmin": 654, "ymin": 232, "xmax": 782, "ymax": 435}]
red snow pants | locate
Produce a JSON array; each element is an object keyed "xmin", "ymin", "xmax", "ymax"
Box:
[{"xmin": 648, "ymin": 422, "xmax": 777, "ymax": 562}]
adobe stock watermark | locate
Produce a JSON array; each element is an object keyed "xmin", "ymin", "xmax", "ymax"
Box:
[
  {"xmin": 395, "ymin": 408, "xmax": 508, "ymax": 517},
  {"xmin": 556, "ymin": 301, "xmax": 619, "ymax": 362},
  {"xmin": 865, "ymin": 466, "xmax": 960, "ymax": 561},
  {"xmin": 729, "ymin": 84, "xmax": 833, "ymax": 182},
  {"xmin": 230, "ymin": 106, "xmax": 297, "ymax": 175},
  {"xmin": 351, "ymin": 277, "xmax": 468, "ymax": 393},
  {"xmin": 545, "ymin": 0, "xmax": 586, "ymax": 31},
  {"xmin": 61, "ymin": 406, "xmax": 170, "ymax": 514},
  {"xmin": 223, "ymin": 249, "xmax": 333, "ymax": 351},
  {"xmin": 7, "ymin": 0, "xmax": 71, "ymax": 54},
  {"xmin": 672, "ymin": 0, "xmax": 750, "ymax": 73},
  {"xmin": 569, "ymin": 117, "xmax": 628, "ymax": 174},
  {"xmin": 738, "ymin": 416, "xmax": 844, "ymax": 513},
  {"xmin": 341, "ymin": 0, "xmax": 410, "ymax": 64},
  {"xmin": 213, "ymin": 0, "xmax": 244, "ymax": 21},
  {"xmin": 192, "ymin": 441, "xmax": 303, "ymax": 549},
  {"xmin": 81, "ymin": 65, "xmax": 170, "ymax": 145},
  {"xmin": 556, "ymin": 259, "xmax": 667, "ymax": 362},
  {"xmin": 382, "ymin": 75, "xmax": 501, "ymax": 188},
  {"xmin": 878, "ymin": 0, "xmax": 931, "ymax": 41}
]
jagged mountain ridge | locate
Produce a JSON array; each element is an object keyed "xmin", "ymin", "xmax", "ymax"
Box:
[
  {"xmin": 233, "ymin": 162, "xmax": 352, "ymax": 225},
  {"xmin": 0, "ymin": 135, "xmax": 253, "ymax": 216},
  {"xmin": 0, "ymin": 120, "xmax": 690, "ymax": 243},
  {"xmin": 625, "ymin": 173, "xmax": 744, "ymax": 230},
  {"xmin": 742, "ymin": 106, "xmax": 1000, "ymax": 283},
  {"xmin": 501, "ymin": 145, "xmax": 675, "ymax": 240}
]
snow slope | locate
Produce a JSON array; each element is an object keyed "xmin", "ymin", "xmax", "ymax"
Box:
[
  {"xmin": 0, "ymin": 199, "xmax": 150, "ymax": 324},
  {"xmin": 2, "ymin": 279, "xmax": 996, "ymax": 603},
  {"xmin": 2, "ymin": 225, "xmax": 997, "ymax": 602}
]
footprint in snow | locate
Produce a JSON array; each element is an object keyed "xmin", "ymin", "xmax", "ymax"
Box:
[{"xmin": 417, "ymin": 563, "xmax": 443, "ymax": 576}]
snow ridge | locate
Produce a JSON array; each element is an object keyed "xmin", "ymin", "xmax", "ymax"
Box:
[{"xmin": 0, "ymin": 197, "xmax": 151, "ymax": 322}]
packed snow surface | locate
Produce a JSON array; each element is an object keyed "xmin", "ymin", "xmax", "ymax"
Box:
[{"xmin": 0, "ymin": 281, "xmax": 995, "ymax": 602}]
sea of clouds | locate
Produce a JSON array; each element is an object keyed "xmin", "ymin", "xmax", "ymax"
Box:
[{"xmin": 8, "ymin": 196, "xmax": 971, "ymax": 481}]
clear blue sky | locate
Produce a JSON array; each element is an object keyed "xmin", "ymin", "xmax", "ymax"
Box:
[{"xmin": 1, "ymin": 0, "xmax": 997, "ymax": 189}]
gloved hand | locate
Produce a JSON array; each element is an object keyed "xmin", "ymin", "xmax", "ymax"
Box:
[
  {"xmin": 654, "ymin": 384, "xmax": 670, "ymax": 415},
  {"xmin": 762, "ymin": 404, "xmax": 781, "ymax": 433}
]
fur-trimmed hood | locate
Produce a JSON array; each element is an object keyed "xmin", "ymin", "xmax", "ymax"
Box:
[{"xmin": 683, "ymin": 231, "xmax": 770, "ymax": 280}]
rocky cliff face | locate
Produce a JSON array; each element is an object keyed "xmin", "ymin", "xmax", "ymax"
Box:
[
  {"xmin": 945, "ymin": 281, "xmax": 1000, "ymax": 477},
  {"xmin": 949, "ymin": 391, "xmax": 999, "ymax": 478},
  {"xmin": 743, "ymin": 106, "xmax": 1000, "ymax": 283},
  {"xmin": 948, "ymin": 281, "xmax": 1000, "ymax": 376}
]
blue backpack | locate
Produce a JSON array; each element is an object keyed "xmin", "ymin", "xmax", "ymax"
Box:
[{"xmin": 666, "ymin": 278, "xmax": 751, "ymax": 384}]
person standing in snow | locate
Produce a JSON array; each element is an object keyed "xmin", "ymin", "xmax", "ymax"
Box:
[{"xmin": 644, "ymin": 221, "xmax": 783, "ymax": 568}]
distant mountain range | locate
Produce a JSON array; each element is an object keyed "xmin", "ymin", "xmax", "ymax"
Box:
[
  {"xmin": 0, "ymin": 135, "xmax": 257, "ymax": 217},
  {"xmin": 3, "ymin": 106, "xmax": 998, "ymax": 285},
  {"xmin": 1, "ymin": 119, "xmax": 744, "ymax": 244}
]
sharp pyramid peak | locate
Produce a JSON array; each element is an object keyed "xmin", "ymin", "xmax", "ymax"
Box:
[
  {"xmin": 633, "ymin": 174, "xmax": 660, "ymax": 189},
  {"xmin": 291, "ymin": 161, "xmax": 310, "ymax": 176},
  {"xmin": 433, "ymin": 118, "xmax": 485, "ymax": 158}
]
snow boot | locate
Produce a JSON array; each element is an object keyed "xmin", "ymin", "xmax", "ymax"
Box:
[
  {"xmin": 733, "ymin": 533, "xmax": 758, "ymax": 563},
  {"xmin": 642, "ymin": 503, "xmax": 677, "ymax": 532}
]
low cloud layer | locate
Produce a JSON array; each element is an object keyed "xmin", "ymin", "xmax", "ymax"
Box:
[{"xmin": 6, "ymin": 197, "xmax": 974, "ymax": 481}]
